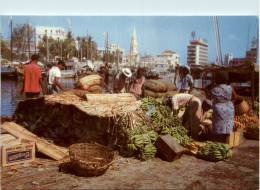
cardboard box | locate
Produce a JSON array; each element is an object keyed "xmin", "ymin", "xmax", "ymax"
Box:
[{"xmin": 1, "ymin": 139, "xmax": 35, "ymax": 167}]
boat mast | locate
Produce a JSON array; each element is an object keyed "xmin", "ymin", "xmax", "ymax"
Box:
[
  {"xmin": 213, "ymin": 16, "xmax": 223, "ymax": 67},
  {"xmin": 27, "ymin": 17, "xmax": 30, "ymax": 60},
  {"xmin": 10, "ymin": 16, "xmax": 13, "ymax": 64}
]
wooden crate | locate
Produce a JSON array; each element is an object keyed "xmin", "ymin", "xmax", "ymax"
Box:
[
  {"xmin": 155, "ymin": 134, "xmax": 184, "ymax": 162},
  {"xmin": 1, "ymin": 139, "xmax": 35, "ymax": 167}
]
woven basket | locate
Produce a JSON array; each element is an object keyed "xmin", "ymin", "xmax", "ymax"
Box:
[
  {"xmin": 69, "ymin": 143, "xmax": 116, "ymax": 177},
  {"xmin": 234, "ymin": 98, "xmax": 250, "ymax": 116}
]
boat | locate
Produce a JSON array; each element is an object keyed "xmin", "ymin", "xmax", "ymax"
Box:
[{"xmin": 61, "ymin": 62, "xmax": 76, "ymax": 78}]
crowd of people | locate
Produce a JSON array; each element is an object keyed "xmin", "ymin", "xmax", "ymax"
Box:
[{"xmin": 21, "ymin": 54, "xmax": 237, "ymax": 145}]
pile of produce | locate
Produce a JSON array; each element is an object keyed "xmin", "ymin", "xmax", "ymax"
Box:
[
  {"xmin": 234, "ymin": 114, "xmax": 259, "ymax": 130},
  {"xmin": 141, "ymin": 97, "xmax": 193, "ymax": 144},
  {"xmin": 144, "ymin": 80, "xmax": 178, "ymax": 98},
  {"xmin": 110, "ymin": 112, "xmax": 158, "ymax": 161},
  {"xmin": 197, "ymin": 141, "xmax": 232, "ymax": 162},
  {"xmin": 182, "ymin": 141, "xmax": 206, "ymax": 155}
]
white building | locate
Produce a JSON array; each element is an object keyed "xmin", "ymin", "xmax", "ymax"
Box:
[
  {"xmin": 35, "ymin": 26, "xmax": 67, "ymax": 47},
  {"xmin": 127, "ymin": 27, "xmax": 141, "ymax": 64},
  {"xmin": 157, "ymin": 49, "xmax": 180, "ymax": 69},
  {"xmin": 187, "ymin": 38, "xmax": 208, "ymax": 66},
  {"xmin": 224, "ymin": 53, "xmax": 233, "ymax": 67},
  {"xmin": 97, "ymin": 44, "xmax": 125, "ymax": 60}
]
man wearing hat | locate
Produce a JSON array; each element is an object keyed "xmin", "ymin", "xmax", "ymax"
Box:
[
  {"xmin": 99, "ymin": 64, "xmax": 111, "ymax": 94},
  {"xmin": 180, "ymin": 66, "xmax": 193, "ymax": 94},
  {"xmin": 163, "ymin": 94, "xmax": 213, "ymax": 140},
  {"xmin": 113, "ymin": 68, "xmax": 132, "ymax": 93}
]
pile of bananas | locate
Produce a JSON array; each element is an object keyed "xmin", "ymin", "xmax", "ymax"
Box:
[
  {"xmin": 138, "ymin": 143, "xmax": 157, "ymax": 160},
  {"xmin": 141, "ymin": 96, "xmax": 162, "ymax": 112},
  {"xmin": 197, "ymin": 141, "xmax": 232, "ymax": 162},
  {"xmin": 182, "ymin": 141, "xmax": 206, "ymax": 155},
  {"xmin": 171, "ymin": 126, "xmax": 193, "ymax": 144}
]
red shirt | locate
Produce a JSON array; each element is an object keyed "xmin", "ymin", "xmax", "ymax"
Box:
[{"xmin": 23, "ymin": 61, "xmax": 42, "ymax": 93}]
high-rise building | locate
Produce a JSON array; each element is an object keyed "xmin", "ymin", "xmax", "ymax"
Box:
[
  {"xmin": 157, "ymin": 49, "xmax": 180, "ymax": 69},
  {"xmin": 187, "ymin": 38, "xmax": 208, "ymax": 66},
  {"xmin": 127, "ymin": 27, "xmax": 140, "ymax": 64},
  {"xmin": 224, "ymin": 53, "xmax": 233, "ymax": 67}
]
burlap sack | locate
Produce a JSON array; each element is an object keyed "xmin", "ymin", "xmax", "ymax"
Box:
[
  {"xmin": 145, "ymin": 90, "xmax": 157, "ymax": 98},
  {"xmin": 79, "ymin": 75, "xmax": 102, "ymax": 91},
  {"xmin": 144, "ymin": 80, "xmax": 167, "ymax": 92},
  {"xmin": 165, "ymin": 91, "xmax": 179, "ymax": 98},
  {"xmin": 88, "ymin": 85, "xmax": 103, "ymax": 93},
  {"xmin": 156, "ymin": 92, "xmax": 167, "ymax": 98},
  {"xmin": 161, "ymin": 81, "xmax": 178, "ymax": 91}
]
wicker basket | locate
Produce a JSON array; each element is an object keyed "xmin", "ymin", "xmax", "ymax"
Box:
[
  {"xmin": 69, "ymin": 143, "xmax": 116, "ymax": 177},
  {"xmin": 234, "ymin": 98, "xmax": 250, "ymax": 116}
]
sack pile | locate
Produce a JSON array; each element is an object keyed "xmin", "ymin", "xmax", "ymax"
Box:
[
  {"xmin": 74, "ymin": 75, "xmax": 104, "ymax": 94},
  {"xmin": 144, "ymin": 79, "xmax": 178, "ymax": 98}
]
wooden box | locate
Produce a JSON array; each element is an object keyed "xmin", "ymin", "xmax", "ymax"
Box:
[
  {"xmin": 1, "ymin": 139, "xmax": 35, "ymax": 167},
  {"xmin": 155, "ymin": 134, "xmax": 184, "ymax": 162},
  {"xmin": 228, "ymin": 128, "xmax": 243, "ymax": 148}
]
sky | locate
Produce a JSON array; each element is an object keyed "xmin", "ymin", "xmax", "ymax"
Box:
[{"xmin": 0, "ymin": 0, "xmax": 259, "ymax": 65}]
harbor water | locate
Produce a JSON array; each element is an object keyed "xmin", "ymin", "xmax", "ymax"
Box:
[{"xmin": 1, "ymin": 77, "xmax": 76, "ymax": 118}]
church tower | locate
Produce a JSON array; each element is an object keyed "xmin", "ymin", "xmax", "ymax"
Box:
[{"xmin": 128, "ymin": 26, "xmax": 140, "ymax": 65}]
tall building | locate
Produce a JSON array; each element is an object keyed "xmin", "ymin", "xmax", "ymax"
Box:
[
  {"xmin": 127, "ymin": 27, "xmax": 140, "ymax": 64},
  {"xmin": 230, "ymin": 48, "xmax": 257, "ymax": 66},
  {"xmin": 187, "ymin": 38, "xmax": 208, "ymax": 66},
  {"xmin": 224, "ymin": 53, "xmax": 233, "ymax": 67}
]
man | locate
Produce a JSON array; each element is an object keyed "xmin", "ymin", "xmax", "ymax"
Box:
[
  {"xmin": 113, "ymin": 68, "xmax": 132, "ymax": 93},
  {"xmin": 21, "ymin": 54, "xmax": 45, "ymax": 99},
  {"xmin": 180, "ymin": 66, "xmax": 193, "ymax": 94},
  {"xmin": 163, "ymin": 94, "xmax": 212, "ymax": 140},
  {"xmin": 47, "ymin": 60, "xmax": 68, "ymax": 94},
  {"xmin": 130, "ymin": 67, "xmax": 146, "ymax": 99},
  {"xmin": 99, "ymin": 64, "xmax": 111, "ymax": 93}
]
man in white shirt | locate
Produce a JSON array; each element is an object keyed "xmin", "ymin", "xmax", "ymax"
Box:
[
  {"xmin": 163, "ymin": 93, "xmax": 212, "ymax": 139},
  {"xmin": 47, "ymin": 60, "xmax": 68, "ymax": 94},
  {"xmin": 180, "ymin": 66, "xmax": 193, "ymax": 94}
]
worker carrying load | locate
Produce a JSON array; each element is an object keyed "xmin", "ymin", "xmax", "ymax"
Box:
[{"xmin": 113, "ymin": 68, "xmax": 132, "ymax": 93}]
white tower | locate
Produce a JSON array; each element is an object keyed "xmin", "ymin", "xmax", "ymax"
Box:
[{"xmin": 128, "ymin": 26, "xmax": 140, "ymax": 65}]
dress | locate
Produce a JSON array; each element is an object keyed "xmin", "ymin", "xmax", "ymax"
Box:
[
  {"xmin": 212, "ymin": 84, "xmax": 234, "ymax": 134},
  {"xmin": 130, "ymin": 76, "xmax": 145, "ymax": 99}
]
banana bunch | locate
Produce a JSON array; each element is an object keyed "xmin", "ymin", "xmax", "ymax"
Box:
[
  {"xmin": 147, "ymin": 130, "xmax": 158, "ymax": 142},
  {"xmin": 197, "ymin": 141, "xmax": 232, "ymax": 162},
  {"xmin": 138, "ymin": 143, "xmax": 157, "ymax": 161},
  {"xmin": 171, "ymin": 126, "xmax": 193, "ymax": 144},
  {"xmin": 141, "ymin": 97, "xmax": 162, "ymax": 112},
  {"xmin": 158, "ymin": 105, "xmax": 172, "ymax": 118}
]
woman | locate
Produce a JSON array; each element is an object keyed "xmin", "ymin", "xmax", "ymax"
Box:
[
  {"xmin": 130, "ymin": 68, "xmax": 146, "ymax": 99},
  {"xmin": 179, "ymin": 66, "xmax": 193, "ymax": 94},
  {"xmin": 211, "ymin": 74, "xmax": 236, "ymax": 143},
  {"xmin": 99, "ymin": 64, "xmax": 111, "ymax": 94}
]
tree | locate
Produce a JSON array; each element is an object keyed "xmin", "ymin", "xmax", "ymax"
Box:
[
  {"xmin": 251, "ymin": 36, "xmax": 257, "ymax": 48},
  {"xmin": 1, "ymin": 39, "xmax": 11, "ymax": 60},
  {"xmin": 12, "ymin": 24, "xmax": 34, "ymax": 57}
]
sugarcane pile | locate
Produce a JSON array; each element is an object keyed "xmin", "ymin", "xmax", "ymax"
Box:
[
  {"xmin": 197, "ymin": 141, "xmax": 232, "ymax": 162},
  {"xmin": 141, "ymin": 96, "xmax": 193, "ymax": 144},
  {"xmin": 144, "ymin": 80, "xmax": 178, "ymax": 98},
  {"xmin": 74, "ymin": 74, "xmax": 104, "ymax": 94}
]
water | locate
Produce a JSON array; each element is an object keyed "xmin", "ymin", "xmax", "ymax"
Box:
[{"xmin": 1, "ymin": 77, "xmax": 76, "ymax": 118}]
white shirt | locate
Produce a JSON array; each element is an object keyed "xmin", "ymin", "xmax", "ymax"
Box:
[{"xmin": 48, "ymin": 66, "xmax": 61, "ymax": 85}]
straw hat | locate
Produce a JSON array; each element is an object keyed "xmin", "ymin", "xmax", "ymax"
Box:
[{"xmin": 122, "ymin": 68, "xmax": 132, "ymax": 78}]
